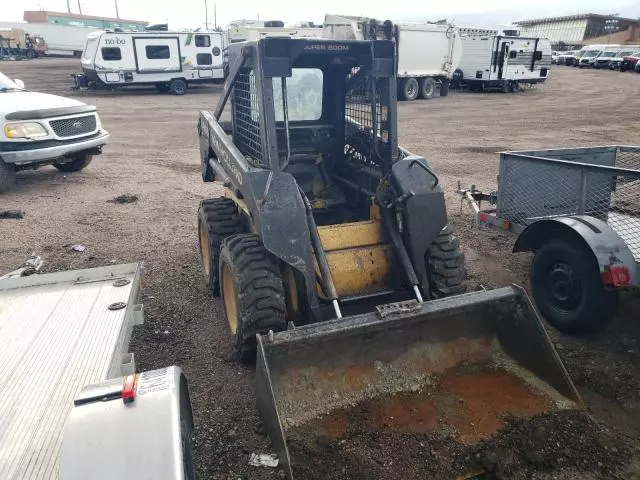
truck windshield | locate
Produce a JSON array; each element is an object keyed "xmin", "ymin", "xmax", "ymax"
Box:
[
  {"xmin": 583, "ymin": 51, "xmax": 600, "ymax": 57},
  {"xmin": 0, "ymin": 72, "xmax": 23, "ymax": 91},
  {"xmin": 600, "ymin": 51, "xmax": 617, "ymax": 57}
]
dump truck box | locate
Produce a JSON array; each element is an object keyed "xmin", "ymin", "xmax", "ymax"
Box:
[{"xmin": 256, "ymin": 286, "xmax": 581, "ymax": 479}]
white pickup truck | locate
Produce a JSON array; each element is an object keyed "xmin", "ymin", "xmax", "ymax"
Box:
[{"xmin": 0, "ymin": 72, "xmax": 109, "ymax": 193}]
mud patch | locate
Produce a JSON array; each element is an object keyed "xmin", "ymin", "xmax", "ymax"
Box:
[
  {"xmin": 0, "ymin": 210, "xmax": 23, "ymax": 219},
  {"xmin": 108, "ymin": 194, "xmax": 138, "ymax": 204}
]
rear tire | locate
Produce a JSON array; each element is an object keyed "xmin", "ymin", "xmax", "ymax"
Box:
[
  {"xmin": 198, "ymin": 197, "xmax": 244, "ymax": 296},
  {"xmin": 530, "ymin": 239, "xmax": 618, "ymax": 334},
  {"xmin": 439, "ymin": 79, "xmax": 450, "ymax": 97},
  {"xmin": 219, "ymin": 234, "xmax": 287, "ymax": 361},
  {"xmin": 0, "ymin": 159, "xmax": 17, "ymax": 193},
  {"xmin": 53, "ymin": 154, "xmax": 92, "ymax": 172},
  {"xmin": 419, "ymin": 78, "xmax": 436, "ymax": 99},
  {"xmin": 401, "ymin": 77, "xmax": 419, "ymax": 101},
  {"xmin": 426, "ymin": 226, "xmax": 466, "ymax": 298},
  {"xmin": 169, "ymin": 79, "xmax": 187, "ymax": 95}
]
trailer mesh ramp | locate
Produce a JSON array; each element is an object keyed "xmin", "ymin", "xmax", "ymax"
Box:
[{"xmin": 0, "ymin": 264, "xmax": 142, "ymax": 479}]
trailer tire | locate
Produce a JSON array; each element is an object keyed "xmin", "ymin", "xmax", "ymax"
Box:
[
  {"xmin": 198, "ymin": 197, "xmax": 245, "ymax": 296},
  {"xmin": 0, "ymin": 159, "xmax": 17, "ymax": 194},
  {"xmin": 426, "ymin": 226, "xmax": 466, "ymax": 298},
  {"xmin": 439, "ymin": 79, "xmax": 450, "ymax": 97},
  {"xmin": 419, "ymin": 78, "xmax": 436, "ymax": 99},
  {"xmin": 53, "ymin": 154, "xmax": 92, "ymax": 172},
  {"xmin": 219, "ymin": 234, "xmax": 287, "ymax": 361},
  {"xmin": 530, "ymin": 238, "xmax": 618, "ymax": 334},
  {"xmin": 401, "ymin": 78, "xmax": 419, "ymax": 101},
  {"xmin": 169, "ymin": 79, "xmax": 187, "ymax": 95}
]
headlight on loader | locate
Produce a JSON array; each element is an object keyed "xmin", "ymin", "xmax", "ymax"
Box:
[{"xmin": 4, "ymin": 122, "xmax": 48, "ymax": 139}]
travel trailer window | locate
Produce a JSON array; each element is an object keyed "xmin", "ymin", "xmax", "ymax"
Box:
[
  {"xmin": 146, "ymin": 45, "xmax": 170, "ymax": 59},
  {"xmin": 509, "ymin": 50, "xmax": 517, "ymax": 59},
  {"xmin": 102, "ymin": 47, "xmax": 122, "ymax": 61},
  {"xmin": 273, "ymin": 68, "xmax": 323, "ymax": 121},
  {"xmin": 195, "ymin": 35, "xmax": 211, "ymax": 47},
  {"xmin": 197, "ymin": 53, "xmax": 212, "ymax": 65},
  {"xmin": 534, "ymin": 51, "xmax": 543, "ymax": 60}
]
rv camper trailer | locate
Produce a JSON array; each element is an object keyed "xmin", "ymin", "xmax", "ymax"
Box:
[
  {"xmin": 74, "ymin": 30, "xmax": 225, "ymax": 94},
  {"xmin": 456, "ymin": 35, "xmax": 551, "ymax": 91}
]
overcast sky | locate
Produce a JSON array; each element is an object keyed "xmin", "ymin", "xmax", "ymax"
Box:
[{"xmin": 5, "ymin": 0, "xmax": 640, "ymax": 29}]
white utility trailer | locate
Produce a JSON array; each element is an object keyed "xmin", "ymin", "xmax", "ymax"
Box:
[
  {"xmin": 73, "ymin": 30, "xmax": 225, "ymax": 94},
  {"xmin": 455, "ymin": 35, "xmax": 551, "ymax": 92},
  {"xmin": 324, "ymin": 14, "xmax": 462, "ymax": 100},
  {"xmin": 459, "ymin": 146, "xmax": 640, "ymax": 334},
  {"xmin": 0, "ymin": 262, "xmax": 194, "ymax": 479}
]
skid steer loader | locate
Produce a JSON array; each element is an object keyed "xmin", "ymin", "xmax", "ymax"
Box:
[{"xmin": 197, "ymin": 38, "xmax": 581, "ymax": 478}]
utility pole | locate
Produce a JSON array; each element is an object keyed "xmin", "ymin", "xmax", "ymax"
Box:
[
  {"xmin": 66, "ymin": 0, "xmax": 71, "ymax": 13},
  {"xmin": 214, "ymin": 2, "xmax": 217, "ymax": 29},
  {"xmin": 204, "ymin": 0, "xmax": 209, "ymax": 30},
  {"xmin": 77, "ymin": 0, "xmax": 82, "ymax": 15},
  {"xmin": 115, "ymin": 0, "xmax": 120, "ymax": 19}
]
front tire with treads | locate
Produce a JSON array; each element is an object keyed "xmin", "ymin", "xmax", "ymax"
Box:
[
  {"xmin": 426, "ymin": 226, "xmax": 466, "ymax": 298},
  {"xmin": 219, "ymin": 234, "xmax": 287, "ymax": 361},
  {"xmin": 198, "ymin": 197, "xmax": 244, "ymax": 296}
]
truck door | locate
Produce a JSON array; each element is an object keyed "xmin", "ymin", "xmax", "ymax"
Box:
[
  {"xmin": 133, "ymin": 36, "xmax": 181, "ymax": 73},
  {"xmin": 497, "ymin": 41, "xmax": 509, "ymax": 79}
]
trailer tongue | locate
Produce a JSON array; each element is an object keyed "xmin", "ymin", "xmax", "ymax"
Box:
[{"xmin": 256, "ymin": 286, "xmax": 581, "ymax": 479}]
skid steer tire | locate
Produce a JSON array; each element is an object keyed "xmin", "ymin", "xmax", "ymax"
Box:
[
  {"xmin": 530, "ymin": 239, "xmax": 618, "ymax": 334},
  {"xmin": 219, "ymin": 234, "xmax": 287, "ymax": 362},
  {"xmin": 427, "ymin": 226, "xmax": 466, "ymax": 298},
  {"xmin": 198, "ymin": 197, "xmax": 244, "ymax": 296}
]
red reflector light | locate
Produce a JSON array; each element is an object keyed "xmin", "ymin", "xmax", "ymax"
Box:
[
  {"xmin": 602, "ymin": 265, "xmax": 631, "ymax": 287},
  {"xmin": 122, "ymin": 374, "xmax": 138, "ymax": 404},
  {"xmin": 479, "ymin": 213, "xmax": 488, "ymax": 222}
]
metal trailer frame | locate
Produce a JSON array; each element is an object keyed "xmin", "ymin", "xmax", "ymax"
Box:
[
  {"xmin": 459, "ymin": 145, "xmax": 640, "ymax": 289},
  {"xmin": 0, "ymin": 263, "xmax": 143, "ymax": 479}
]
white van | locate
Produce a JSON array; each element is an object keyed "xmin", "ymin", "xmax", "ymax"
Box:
[{"xmin": 577, "ymin": 44, "xmax": 618, "ymax": 68}]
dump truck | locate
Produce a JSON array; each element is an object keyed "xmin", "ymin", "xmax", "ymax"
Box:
[
  {"xmin": 323, "ymin": 14, "xmax": 462, "ymax": 100},
  {"xmin": 196, "ymin": 37, "xmax": 581, "ymax": 478}
]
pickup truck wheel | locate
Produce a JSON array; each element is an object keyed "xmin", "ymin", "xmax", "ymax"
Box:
[
  {"xmin": 53, "ymin": 154, "xmax": 93, "ymax": 172},
  {"xmin": 0, "ymin": 159, "xmax": 17, "ymax": 193},
  {"xmin": 219, "ymin": 234, "xmax": 287, "ymax": 362},
  {"xmin": 169, "ymin": 79, "xmax": 187, "ymax": 95},
  {"xmin": 531, "ymin": 239, "xmax": 618, "ymax": 334}
]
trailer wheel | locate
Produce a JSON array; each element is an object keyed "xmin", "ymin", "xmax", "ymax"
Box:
[
  {"xmin": 53, "ymin": 154, "xmax": 92, "ymax": 172},
  {"xmin": 198, "ymin": 197, "xmax": 244, "ymax": 296},
  {"xmin": 401, "ymin": 78, "xmax": 419, "ymax": 101},
  {"xmin": 426, "ymin": 226, "xmax": 466, "ymax": 298},
  {"xmin": 0, "ymin": 159, "xmax": 17, "ymax": 194},
  {"xmin": 169, "ymin": 79, "xmax": 187, "ymax": 95},
  {"xmin": 531, "ymin": 239, "xmax": 618, "ymax": 334},
  {"xmin": 219, "ymin": 234, "xmax": 287, "ymax": 361},
  {"xmin": 419, "ymin": 78, "xmax": 436, "ymax": 99}
]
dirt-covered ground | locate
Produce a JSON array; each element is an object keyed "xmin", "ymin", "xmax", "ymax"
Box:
[{"xmin": 1, "ymin": 58, "xmax": 639, "ymax": 479}]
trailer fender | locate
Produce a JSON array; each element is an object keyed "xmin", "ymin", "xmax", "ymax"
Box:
[
  {"xmin": 513, "ymin": 216, "xmax": 637, "ymax": 286},
  {"xmin": 59, "ymin": 366, "xmax": 195, "ymax": 480}
]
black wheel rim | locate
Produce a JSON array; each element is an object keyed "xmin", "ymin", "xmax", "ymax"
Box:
[{"xmin": 546, "ymin": 262, "xmax": 582, "ymax": 311}]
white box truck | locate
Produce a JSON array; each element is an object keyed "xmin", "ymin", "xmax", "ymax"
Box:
[
  {"xmin": 323, "ymin": 14, "xmax": 462, "ymax": 100},
  {"xmin": 455, "ymin": 35, "xmax": 552, "ymax": 92}
]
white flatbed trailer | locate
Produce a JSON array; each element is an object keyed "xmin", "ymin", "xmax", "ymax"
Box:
[{"xmin": 0, "ymin": 263, "xmax": 194, "ymax": 479}]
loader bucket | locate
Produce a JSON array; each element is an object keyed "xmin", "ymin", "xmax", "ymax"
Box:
[{"xmin": 255, "ymin": 286, "xmax": 581, "ymax": 479}]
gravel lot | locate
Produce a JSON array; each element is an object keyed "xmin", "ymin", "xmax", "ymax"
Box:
[{"xmin": 1, "ymin": 58, "xmax": 639, "ymax": 479}]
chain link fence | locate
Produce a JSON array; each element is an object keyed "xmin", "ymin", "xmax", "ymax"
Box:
[{"xmin": 497, "ymin": 146, "xmax": 640, "ymax": 261}]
